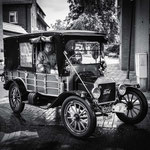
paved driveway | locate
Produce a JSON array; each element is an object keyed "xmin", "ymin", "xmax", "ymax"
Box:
[
  {"xmin": 0, "ymin": 98, "xmax": 150, "ymax": 150},
  {"xmin": 0, "ymin": 59, "xmax": 150, "ymax": 150}
]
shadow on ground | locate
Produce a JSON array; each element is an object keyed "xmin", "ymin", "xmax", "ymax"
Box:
[{"xmin": 0, "ymin": 102, "xmax": 150, "ymax": 150}]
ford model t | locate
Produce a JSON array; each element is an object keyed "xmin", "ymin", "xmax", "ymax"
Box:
[{"xmin": 1, "ymin": 30, "xmax": 148, "ymax": 138}]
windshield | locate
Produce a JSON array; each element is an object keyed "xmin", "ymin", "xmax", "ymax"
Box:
[{"xmin": 65, "ymin": 40, "xmax": 102, "ymax": 65}]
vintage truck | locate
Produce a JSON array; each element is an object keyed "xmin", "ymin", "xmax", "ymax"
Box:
[{"xmin": 1, "ymin": 30, "xmax": 148, "ymax": 138}]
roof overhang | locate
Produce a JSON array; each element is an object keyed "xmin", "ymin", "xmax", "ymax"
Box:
[
  {"xmin": 37, "ymin": 13, "xmax": 50, "ymax": 28},
  {"xmin": 3, "ymin": 22, "xmax": 27, "ymax": 34},
  {"xmin": 2, "ymin": 0, "xmax": 33, "ymax": 4}
]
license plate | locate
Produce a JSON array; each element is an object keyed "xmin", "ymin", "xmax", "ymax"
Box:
[{"xmin": 112, "ymin": 103, "xmax": 127, "ymax": 113}]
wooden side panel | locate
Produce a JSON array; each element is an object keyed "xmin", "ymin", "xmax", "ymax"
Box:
[
  {"xmin": 37, "ymin": 87, "xmax": 44, "ymax": 93},
  {"xmin": 46, "ymin": 74, "xmax": 59, "ymax": 96},
  {"xmin": 36, "ymin": 74, "xmax": 44, "ymax": 80},
  {"xmin": 46, "ymin": 82, "xmax": 58, "ymax": 88},
  {"xmin": 26, "ymin": 72, "xmax": 35, "ymax": 91},
  {"xmin": 47, "ymin": 88, "xmax": 59, "ymax": 95},
  {"xmin": 36, "ymin": 81, "xmax": 44, "ymax": 87},
  {"xmin": 47, "ymin": 75, "xmax": 58, "ymax": 81},
  {"xmin": 27, "ymin": 79, "xmax": 34, "ymax": 84},
  {"xmin": 28, "ymin": 73, "xmax": 34, "ymax": 78},
  {"xmin": 27, "ymin": 85, "xmax": 34, "ymax": 91},
  {"xmin": 12, "ymin": 71, "xmax": 18, "ymax": 76},
  {"xmin": 19, "ymin": 72, "xmax": 25, "ymax": 78},
  {"xmin": 6, "ymin": 71, "xmax": 60, "ymax": 96}
]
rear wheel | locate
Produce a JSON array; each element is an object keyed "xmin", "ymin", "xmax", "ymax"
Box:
[
  {"xmin": 116, "ymin": 87, "xmax": 148, "ymax": 124},
  {"xmin": 61, "ymin": 96, "xmax": 96, "ymax": 138},
  {"xmin": 9, "ymin": 83, "xmax": 25, "ymax": 113}
]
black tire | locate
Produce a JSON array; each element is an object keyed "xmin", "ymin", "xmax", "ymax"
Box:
[
  {"xmin": 116, "ymin": 87, "xmax": 148, "ymax": 124},
  {"xmin": 61, "ymin": 96, "xmax": 96, "ymax": 138},
  {"xmin": 9, "ymin": 83, "xmax": 25, "ymax": 113}
]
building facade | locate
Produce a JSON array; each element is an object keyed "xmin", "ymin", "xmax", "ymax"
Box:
[
  {"xmin": 0, "ymin": 0, "xmax": 49, "ymax": 61},
  {"xmin": 0, "ymin": 1, "xmax": 3, "ymax": 61},
  {"xmin": 119, "ymin": 0, "xmax": 150, "ymax": 91},
  {"xmin": 2, "ymin": 0, "xmax": 49, "ymax": 34}
]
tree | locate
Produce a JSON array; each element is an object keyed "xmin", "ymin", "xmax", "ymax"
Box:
[
  {"xmin": 67, "ymin": 13, "xmax": 103, "ymax": 32},
  {"xmin": 51, "ymin": 19, "xmax": 67, "ymax": 30},
  {"xmin": 66, "ymin": 0, "xmax": 119, "ymax": 43}
]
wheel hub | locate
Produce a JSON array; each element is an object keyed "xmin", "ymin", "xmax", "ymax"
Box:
[
  {"xmin": 127, "ymin": 101, "xmax": 133, "ymax": 110},
  {"xmin": 74, "ymin": 114, "xmax": 80, "ymax": 121}
]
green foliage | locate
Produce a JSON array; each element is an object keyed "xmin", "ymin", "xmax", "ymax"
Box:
[
  {"xmin": 67, "ymin": 13, "xmax": 103, "ymax": 31},
  {"xmin": 66, "ymin": 0, "xmax": 118, "ymax": 43},
  {"xmin": 51, "ymin": 0, "xmax": 119, "ymax": 44},
  {"xmin": 51, "ymin": 19, "xmax": 67, "ymax": 30}
]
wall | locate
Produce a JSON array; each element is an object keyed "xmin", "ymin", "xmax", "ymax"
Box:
[
  {"xmin": 3, "ymin": 4, "xmax": 29, "ymax": 32},
  {"xmin": 120, "ymin": 0, "xmax": 150, "ymax": 90},
  {"xmin": 134, "ymin": 0, "xmax": 149, "ymax": 90},
  {"xmin": 37, "ymin": 18, "xmax": 47, "ymax": 31},
  {"xmin": 26, "ymin": 4, "xmax": 31, "ymax": 33},
  {"xmin": 30, "ymin": 0, "xmax": 37, "ymax": 32},
  {"xmin": 120, "ymin": 0, "xmax": 135, "ymax": 71},
  {"xmin": 2, "ymin": 1, "xmax": 47, "ymax": 33},
  {"xmin": 0, "ymin": 0, "xmax": 4, "ymax": 61}
]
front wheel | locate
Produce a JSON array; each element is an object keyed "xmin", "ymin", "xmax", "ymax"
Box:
[
  {"xmin": 116, "ymin": 87, "xmax": 148, "ymax": 124},
  {"xmin": 61, "ymin": 96, "xmax": 96, "ymax": 138},
  {"xmin": 9, "ymin": 83, "xmax": 25, "ymax": 113}
]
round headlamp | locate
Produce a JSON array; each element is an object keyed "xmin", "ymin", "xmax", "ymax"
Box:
[
  {"xmin": 92, "ymin": 87, "xmax": 101, "ymax": 99},
  {"xmin": 118, "ymin": 84, "xmax": 126, "ymax": 95}
]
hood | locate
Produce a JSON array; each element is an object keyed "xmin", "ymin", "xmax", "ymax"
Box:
[
  {"xmin": 76, "ymin": 75, "xmax": 116, "ymax": 103},
  {"xmin": 94, "ymin": 77, "xmax": 115, "ymax": 88}
]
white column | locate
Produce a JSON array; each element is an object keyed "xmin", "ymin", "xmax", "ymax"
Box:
[
  {"xmin": 0, "ymin": 0, "xmax": 3, "ymax": 61},
  {"xmin": 30, "ymin": 0, "xmax": 37, "ymax": 33},
  {"xmin": 120, "ymin": 0, "xmax": 135, "ymax": 71},
  {"xmin": 135, "ymin": 0, "xmax": 149, "ymax": 91}
]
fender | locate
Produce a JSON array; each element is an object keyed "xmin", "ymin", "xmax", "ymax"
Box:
[
  {"xmin": 4, "ymin": 78, "xmax": 27, "ymax": 90},
  {"xmin": 4, "ymin": 80, "xmax": 14, "ymax": 90},
  {"xmin": 4, "ymin": 78, "xmax": 28, "ymax": 100},
  {"xmin": 124, "ymin": 83, "xmax": 140, "ymax": 88},
  {"xmin": 14, "ymin": 78, "xmax": 27, "ymax": 94},
  {"xmin": 50, "ymin": 91, "xmax": 87, "ymax": 108},
  {"xmin": 118, "ymin": 86, "xmax": 146, "ymax": 101},
  {"xmin": 126, "ymin": 86, "xmax": 146, "ymax": 99}
]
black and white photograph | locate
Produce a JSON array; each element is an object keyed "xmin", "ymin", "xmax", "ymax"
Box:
[{"xmin": 0, "ymin": 0, "xmax": 150, "ymax": 150}]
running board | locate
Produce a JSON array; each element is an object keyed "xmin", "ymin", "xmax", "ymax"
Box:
[{"xmin": 22, "ymin": 101, "xmax": 51, "ymax": 110}]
